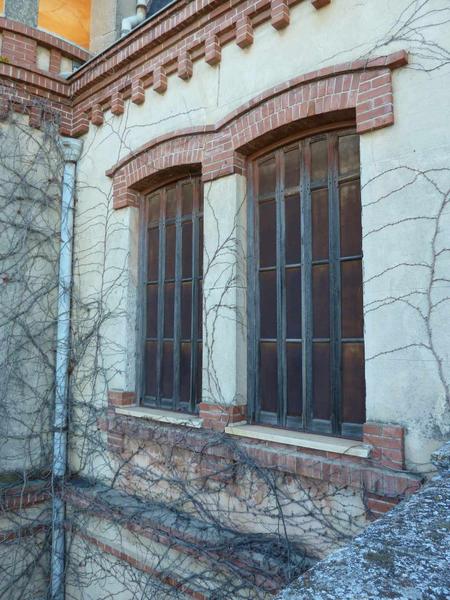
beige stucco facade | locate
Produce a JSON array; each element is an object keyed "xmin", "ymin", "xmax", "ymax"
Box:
[
  {"xmin": 1, "ymin": 1, "xmax": 449, "ymax": 598},
  {"xmin": 72, "ymin": 0, "xmax": 450, "ymax": 472}
]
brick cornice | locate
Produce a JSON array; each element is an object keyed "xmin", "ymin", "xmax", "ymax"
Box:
[
  {"xmin": 0, "ymin": 63, "xmax": 71, "ymax": 99},
  {"xmin": 0, "ymin": 17, "xmax": 91, "ymax": 62},
  {"xmin": 68, "ymin": 0, "xmax": 289, "ymax": 95},
  {"xmin": 0, "ymin": 0, "xmax": 407, "ymax": 141},
  {"xmin": 65, "ymin": 0, "xmax": 306, "ymax": 117}
]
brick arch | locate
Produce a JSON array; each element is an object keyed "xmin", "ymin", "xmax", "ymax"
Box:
[
  {"xmin": 108, "ymin": 51, "xmax": 407, "ymax": 208},
  {"xmin": 109, "ymin": 132, "xmax": 209, "ymax": 209}
]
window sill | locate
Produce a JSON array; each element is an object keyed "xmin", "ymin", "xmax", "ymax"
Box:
[
  {"xmin": 224, "ymin": 424, "xmax": 371, "ymax": 458},
  {"xmin": 115, "ymin": 406, "xmax": 203, "ymax": 428}
]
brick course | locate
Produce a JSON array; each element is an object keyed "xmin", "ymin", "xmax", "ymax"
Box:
[
  {"xmin": 198, "ymin": 403, "xmax": 247, "ymax": 430},
  {"xmin": 363, "ymin": 422, "xmax": 405, "ymax": 470},
  {"xmin": 0, "ymin": 0, "xmax": 406, "ymax": 141},
  {"xmin": 100, "ymin": 406, "xmax": 422, "ymax": 507},
  {"xmin": 271, "ymin": 0, "xmax": 290, "ymax": 30},
  {"xmin": 312, "ymin": 0, "xmax": 331, "ymax": 8},
  {"xmin": 111, "ymin": 91, "xmax": 125, "ymax": 115},
  {"xmin": 153, "ymin": 65, "xmax": 168, "ymax": 94},
  {"xmin": 236, "ymin": 16, "xmax": 254, "ymax": 49},
  {"xmin": 74, "ymin": 529, "xmax": 208, "ymax": 600},
  {"xmin": 108, "ymin": 390, "xmax": 137, "ymax": 407},
  {"xmin": 205, "ymin": 34, "xmax": 221, "ymax": 66},
  {"xmin": 107, "ymin": 52, "xmax": 407, "ymax": 208}
]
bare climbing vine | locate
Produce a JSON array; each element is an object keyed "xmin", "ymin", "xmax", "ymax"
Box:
[{"xmin": 0, "ymin": 1, "xmax": 449, "ymax": 599}]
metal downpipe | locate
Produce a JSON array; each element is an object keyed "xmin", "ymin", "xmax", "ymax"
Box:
[{"xmin": 50, "ymin": 137, "xmax": 83, "ymax": 600}]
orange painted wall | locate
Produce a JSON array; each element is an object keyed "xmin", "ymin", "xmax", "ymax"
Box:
[
  {"xmin": 0, "ymin": 0, "xmax": 4, "ymax": 14},
  {"xmin": 38, "ymin": 0, "xmax": 91, "ymax": 49}
]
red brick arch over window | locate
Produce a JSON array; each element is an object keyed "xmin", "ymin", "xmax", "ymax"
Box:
[{"xmin": 107, "ymin": 51, "xmax": 407, "ymax": 210}]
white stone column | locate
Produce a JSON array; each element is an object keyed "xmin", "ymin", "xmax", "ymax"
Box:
[{"xmin": 200, "ymin": 174, "xmax": 247, "ymax": 423}]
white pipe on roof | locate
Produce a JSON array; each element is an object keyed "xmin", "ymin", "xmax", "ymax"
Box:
[{"xmin": 121, "ymin": 0, "xmax": 148, "ymax": 37}]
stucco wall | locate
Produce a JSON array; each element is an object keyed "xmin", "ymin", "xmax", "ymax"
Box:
[
  {"xmin": 90, "ymin": 0, "xmax": 136, "ymax": 53},
  {"xmin": 72, "ymin": 0, "xmax": 450, "ymax": 473},
  {"xmin": 0, "ymin": 114, "xmax": 61, "ymax": 475}
]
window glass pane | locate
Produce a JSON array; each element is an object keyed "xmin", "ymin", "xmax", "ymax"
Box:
[
  {"xmin": 196, "ymin": 342, "xmax": 202, "ymax": 404},
  {"xmin": 146, "ymin": 284, "xmax": 158, "ymax": 338},
  {"xmin": 199, "ymin": 218, "xmax": 203, "ymax": 274},
  {"xmin": 144, "ymin": 341, "xmax": 157, "ymax": 397},
  {"xmin": 148, "ymin": 193, "xmax": 160, "ymax": 223},
  {"xmin": 312, "ymin": 264, "xmax": 330, "ymax": 338},
  {"xmin": 340, "ymin": 181, "xmax": 362, "ymax": 257},
  {"xmin": 182, "ymin": 222, "xmax": 193, "ymax": 278},
  {"xmin": 197, "ymin": 280, "xmax": 203, "ymax": 339},
  {"xmin": 181, "ymin": 281, "xmax": 192, "ymax": 340},
  {"xmin": 182, "ymin": 182, "xmax": 193, "ymax": 216},
  {"xmin": 259, "ymin": 270, "xmax": 277, "ymax": 339},
  {"xmin": 144, "ymin": 178, "xmax": 202, "ymax": 413},
  {"xmin": 258, "ymin": 156, "xmax": 276, "ymax": 196},
  {"xmin": 161, "ymin": 341, "xmax": 173, "ymax": 398},
  {"xmin": 164, "ymin": 282, "xmax": 174, "ymax": 338},
  {"xmin": 287, "ymin": 343, "xmax": 302, "ymax": 417},
  {"xmin": 284, "ymin": 147, "xmax": 300, "ymax": 189},
  {"xmin": 286, "ymin": 267, "xmax": 301, "ymax": 339},
  {"xmin": 166, "ymin": 186, "xmax": 177, "ymax": 219},
  {"xmin": 252, "ymin": 131, "xmax": 363, "ymax": 435},
  {"xmin": 339, "ymin": 134, "xmax": 360, "ymax": 177},
  {"xmin": 165, "ymin": 224, "xmax": 176, "ymax": 279},
  {"xmin": 342, "ymin": 343, "xmax": 365, "ymax": 423},
  {"xmin": 285, "ymin": 194, "xmax": 301, "ymax": 265},
  {"xmin": 259, "ymin": 200, "xmax": 277, "ymax": 268},
  {"xmin": 311, "ymin": 188, "xmax": 329, "ymax": 261},
  {"xmin": 260, "ymin": 342, "xmax": 278, "ymax": 413},
  {"xmin": 180, "ymin": 342, "xmax": 191, "ymax": 404},
  {"xmin": 312, "ymin": 343, "xmax": 330, "ymax": 421},
  {"xmin": 311, "ymin": 138, "xmax": 328, "ymax": 183},
  {"xmin": 341, "ymin": 260, "xmax": 363, "ymax": 338},
  {"xmin": 147, "ymin": 228, "xmax": 159, "ymax": 281}
]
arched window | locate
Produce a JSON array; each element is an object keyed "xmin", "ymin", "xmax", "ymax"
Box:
[
  {"xmin": 141, "ymin": 178, "xmax": 203, "ymax": 413},
  {"xmin": 248, "ymin": 129, "xmax": 365, "ymax": 439}
]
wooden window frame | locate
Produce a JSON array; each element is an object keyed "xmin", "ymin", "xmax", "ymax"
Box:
[
  {"xmin": 247, "ymin": 128, "xmax": 365, "ymax": 439},
  {"xmin": 137, "ymin": 177, "xmax": 203, "ymax": 414}
]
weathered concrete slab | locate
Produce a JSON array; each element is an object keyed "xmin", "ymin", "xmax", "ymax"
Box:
[{"xmin": 278, "ymin": 444, "xmax": 450, "ymax": 600}]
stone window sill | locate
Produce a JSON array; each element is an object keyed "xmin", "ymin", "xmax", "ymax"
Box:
[
  {"xmin": 224, "ymin": 424, "xmax": 371, "ymax": 458},
  {"xmin": 115, "ymin": 406, "xmax": 203, "ymax": 428}
]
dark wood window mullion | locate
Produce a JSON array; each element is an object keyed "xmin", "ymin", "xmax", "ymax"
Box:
[
  {"xmin": 328, "ymin": 133, "xmax": 342, "ymax": 435},
  {"xmin": 138, "ymin": 199, "xmax": 148, "ymax": 404},
  {"xmin": 156, "ymin": 189, "xmax": 166, "ymax": 407},
  {"xmin": 173, "ymin": 183, "xmax": 182, "ymax": 410},
  {"xmin": 301, "ymin": 140, "xmax": 313, "ymax": 430},
  {"xmin": 247, "ymin": 164, "xmax": 259, "ymax": 423},
  {"xmin": 276, "ymin": 151, "xmax": 287, "ymax": 427},
  {"xmin": 190, "ymin": 180, "xmax": 200, "ymax": 413}
]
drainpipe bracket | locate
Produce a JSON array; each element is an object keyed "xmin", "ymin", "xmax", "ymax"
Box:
[{"xmin": 60, "ymin": 138, "xmax": 84, "ymax": 163}]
